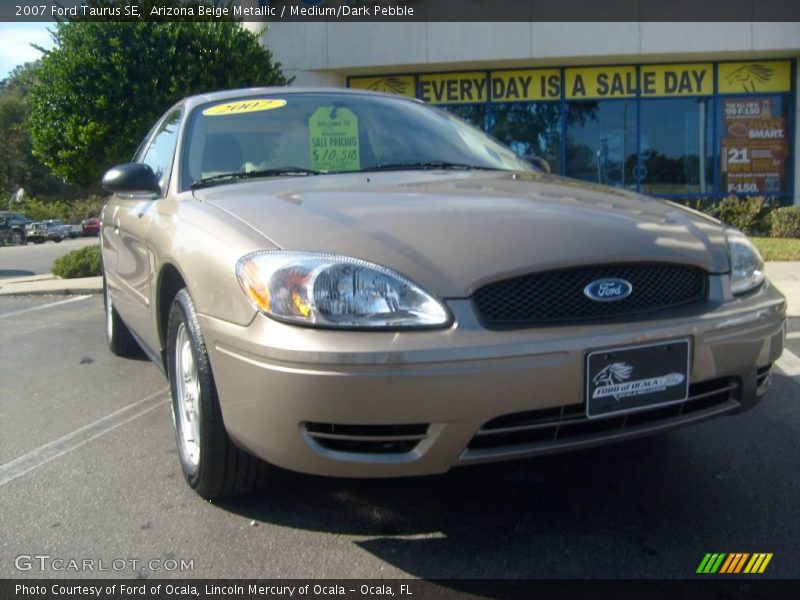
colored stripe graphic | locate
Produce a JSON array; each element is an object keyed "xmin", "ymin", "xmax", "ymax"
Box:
[
  {"xmin": 719, "ymin": 554, "xmax": 735, "ymax": 573},
  {"xmin": 732, "ymin": 553, "xmax": 750, "ymax": 573},
  {"xmin": 744, "ymin": 553, "xmax": 773, "ymax": 574},
  {"xmin": 699, "ymin": 552, "xmax": 773, "ymax": 574},
  {"xmin": 720, "ymin": 553, "xmax": 749, "ymax": 573},
  {"xmin": 697, "ymin": 553, "xmax": 727, "ymax": 574}
]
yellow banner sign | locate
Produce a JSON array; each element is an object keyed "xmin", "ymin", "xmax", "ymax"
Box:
[
  {"xmin": 348, "ymin": 75, "xmax": 416, "ymax": 98},
  {"xmin": 352, "ymin": 59, "xmax": 793, "ymax": 103},
  {"xmin": 718, "ymin": 61, "xmax": 792, "ymax": 94},
  {"xmin": 565, "ymin": 66, "xmax": 637, "ymax": 99},
  {"xmin": 490, "ymin": 69, "xmax": 561, "ymax": 101},
  {"xmin": 419, "ymin": 72, "xmax": 489, "ymax": 104},
  {"xmin": 640, "ymin": 63, "xmax": 713, "ymax": 97}
]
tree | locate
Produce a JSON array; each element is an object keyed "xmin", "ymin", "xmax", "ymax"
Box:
[
  {"xmin": 0, "ymin": 62, "xmax": 73, "ymax": 200},
  {"xmin": 29, "ymin": 17, "xmax": 289, "ymax": 188}
]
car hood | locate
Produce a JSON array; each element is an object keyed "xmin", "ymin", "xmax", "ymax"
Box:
[{"xmin": 195, "ymin": 171, "xmax": 729, "ymax": 298}]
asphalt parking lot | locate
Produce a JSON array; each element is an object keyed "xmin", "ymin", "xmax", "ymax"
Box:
[
  {"xmin": 0, "ymin": 293, "xmax": 798, "ymax": 581},
  {"xmin": 0, "ymin": 237, "xmax": 99, "ymax": 279}
]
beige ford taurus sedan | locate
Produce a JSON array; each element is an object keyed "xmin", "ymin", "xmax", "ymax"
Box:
[{"xmin": 101, "ymin": 87, "xmax": 786, "ymax": 499}]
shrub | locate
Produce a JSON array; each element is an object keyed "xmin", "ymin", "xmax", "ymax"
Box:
[
  {"xmin": 16, "ymin": 194, "xmax": 104, "ymax": 224},
  {"xmin": 682, "ymin": 198, "xmax": 717, "ymax": 216},
  {"xmin": 769, "ymin": 207, "xmax": 800, "ymax": 239},
  {"xmin": 66, "ymin": 195, "xmax": 105, "ymax": 223},
  {"xmin": 52, "ymin": 244, "xmax": 101, "ymax": 278},
  {"xmin": 19, "ymin": 196, "xmax": 72, "ymax": 222},
  {"xmin": 714, "ymin": 196, "xmax": 769, "ymax": 234}
]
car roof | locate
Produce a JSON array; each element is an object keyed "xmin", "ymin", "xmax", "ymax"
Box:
[{"xmin": 177, "ymin": 86, "xmax": 419, "ymax": 113}]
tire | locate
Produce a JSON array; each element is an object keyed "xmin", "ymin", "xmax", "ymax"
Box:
[
  {"xmin": 11, "ymin": 230, "xmax": 24, "ymax": 245},
  {"xmin": 34, "ymin": 239, "xmax": 44, "ymax": 244},
  {"xmin": 167, "ymin": 288, "xmax": 268, "ymax": 499},
  {"xmin": 103, "ymin": 277, "xmax": 140, "ymax": 357},
  {"xmin": 54, "ymin": 237, "xmax": 62, "ymax": 243}
]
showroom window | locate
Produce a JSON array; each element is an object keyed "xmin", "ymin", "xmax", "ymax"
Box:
[
  {"xmin": 639, "ymin": 98, "xmax": 714, "ymax": 196},
  {"xmin": 439, "ymin": 104, "xmax": 489, "ymax": 131},
  {"xmin": 566, "ymin": 100, "xmax": 637, "ymax": 190},
  {"xmin": 349, "ymin": 59, "xmax": 795, "ymax": 203},
  {"xmin": 489, "ymin": 102, "xmax": 562, "ymax": 174}
]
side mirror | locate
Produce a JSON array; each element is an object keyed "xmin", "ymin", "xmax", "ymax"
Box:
[
  {"xmin": 524, "ymin": 154, "xmax": 552, "ymax": 174},
  {"xmin": 102, "ymin": 163, "xmax": 161, "ymax": 195}
]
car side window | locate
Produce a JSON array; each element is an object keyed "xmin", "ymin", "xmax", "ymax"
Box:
[{"xmin": 139, "ymin": 110, "xmax": 182, "ymax": 192}]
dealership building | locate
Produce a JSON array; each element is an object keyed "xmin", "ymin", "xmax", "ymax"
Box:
[{"xmin": 255, "ymin": 21, "xmax": 799, "ymax": 205}]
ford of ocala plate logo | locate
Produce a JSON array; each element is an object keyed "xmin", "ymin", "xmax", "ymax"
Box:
[{"xmin": 583, "ymin": 278, "xmax": 633, "ymax": 302}]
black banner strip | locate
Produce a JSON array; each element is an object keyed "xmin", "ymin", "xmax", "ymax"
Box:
[
  {"xmin": 3, "ymin": 0, "xmax": 800, "ymax": 23},
  {"xmin": 3, "ymin": 579, "xmax": 800, "ymax": 600}
]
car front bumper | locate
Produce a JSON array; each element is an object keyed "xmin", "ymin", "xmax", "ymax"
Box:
[{"xmin": 200, "ymin": 279, "xmax": 786, "ymax": 477}]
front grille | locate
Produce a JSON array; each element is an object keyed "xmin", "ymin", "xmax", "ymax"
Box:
[
  {"xmin": 304, "ymin": 422, "xmax": 429, "ymax": 454},
  {"xmin": 464, "ymin": 377, "xmax": 739, "ymax": 455},
  {"xmin": 473, "ymin": 263, "xmax": 708, "ymax": 328}
]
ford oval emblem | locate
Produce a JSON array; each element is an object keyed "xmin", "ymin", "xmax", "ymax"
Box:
[{"xmin": 583, "ymin": 278, "xmax": 633, "ymax": 302}]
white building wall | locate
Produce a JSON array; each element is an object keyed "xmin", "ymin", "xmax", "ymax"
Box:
[{"xmin": 261, "ymin": 21, "xmax": 800, "ymax": 74}]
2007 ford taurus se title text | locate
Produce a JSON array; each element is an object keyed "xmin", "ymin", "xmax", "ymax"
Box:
[{"xmin": 101, "ymin": 88, "xmax": 786, "ymax": 499}]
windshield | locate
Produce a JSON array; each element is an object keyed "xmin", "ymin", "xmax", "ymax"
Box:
[{"xmin": 181, "ymin": 92, "xmax": 532, "ymax": 189}]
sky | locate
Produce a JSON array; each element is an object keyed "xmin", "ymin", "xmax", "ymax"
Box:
[{"xmin": 0, "ymin": 22, "xmax": 55, "ymax": 80}]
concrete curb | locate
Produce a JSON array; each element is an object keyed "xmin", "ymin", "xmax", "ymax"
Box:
[
  {"xmin": 0, "ymin": 276, "xmax": 103, "ymax": 297},
  {"xmin": 765, "ymin": 262, "xmax": 800, "ymax": 318}
]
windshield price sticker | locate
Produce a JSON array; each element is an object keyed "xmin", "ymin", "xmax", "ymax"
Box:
[
  {"xmin": 202, "ymin": 99, "xmax": 287, "ymax": 116},
  {"xmin": 309, "ymin": 106, "xmax": 361, "ymax": 172}
]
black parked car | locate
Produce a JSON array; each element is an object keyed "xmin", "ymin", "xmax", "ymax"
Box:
[{"xmin": 0, "ymin": 211, "xmax": 28, "ymax": 245}]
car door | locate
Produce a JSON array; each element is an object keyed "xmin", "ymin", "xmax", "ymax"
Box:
[{"xmin": 111, "ymin": 109, "xmax": 182, "ymax": 349}]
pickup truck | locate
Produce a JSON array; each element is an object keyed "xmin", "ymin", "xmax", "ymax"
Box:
[{"xmin": 26, "ymin": 219, "xmax": 67, "ymax": 244}]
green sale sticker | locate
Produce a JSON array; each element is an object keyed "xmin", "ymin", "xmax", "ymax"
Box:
[{"xmin": 309, "ymin": 106, "xmax": 361, "ymax": 172}]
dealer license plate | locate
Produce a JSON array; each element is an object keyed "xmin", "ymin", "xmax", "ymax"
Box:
[{"xmin": 586, "ymin": 339, "xmax": 691, "ymax": 418}]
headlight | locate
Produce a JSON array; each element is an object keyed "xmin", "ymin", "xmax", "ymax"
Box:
[
  {"xmin": 726, "ymin": 230, "xmax": 765, "ymax": 295},
  {"xmin": 236, "ymin": 251, "xmax": 451, "ymax": 329}
]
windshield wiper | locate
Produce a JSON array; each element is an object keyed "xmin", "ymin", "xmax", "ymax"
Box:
[
  {"xmin": 358, "ymin": 161, "xmax": 498, "ymax": 173},
  {"xmin": 191, "ymin": 167, "xmax": 322, "ymax": 189}
]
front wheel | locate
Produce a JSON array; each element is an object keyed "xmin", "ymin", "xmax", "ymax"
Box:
[
  {"xmin": 11, "ymin": 231, "xmax": 24, "ymax": 245},
  {"xmin": 167, "ymin": 289, "xmax": 268, "ymax": 499}
]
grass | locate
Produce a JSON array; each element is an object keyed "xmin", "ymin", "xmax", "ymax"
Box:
[{"xmin": 751, "ymin": 237, "xmax": 800, "ymax": 262}]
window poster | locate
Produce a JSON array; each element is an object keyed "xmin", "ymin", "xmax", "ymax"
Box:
[{"xmin": 720, "ymin": 98, "xmax": 787, "ymax": 194}]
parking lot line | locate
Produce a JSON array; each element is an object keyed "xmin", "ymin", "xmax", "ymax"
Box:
[
  {"xmin": 0, "ymin": 388, "xmax": 169, "ymax": 487},
  {"xmin": 0, "ymin": 295, "xmax": 91, "ymax": 319},
  {"xmin": 776, "ymin": 348, "xmax": 800, "ymax": 384}
]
